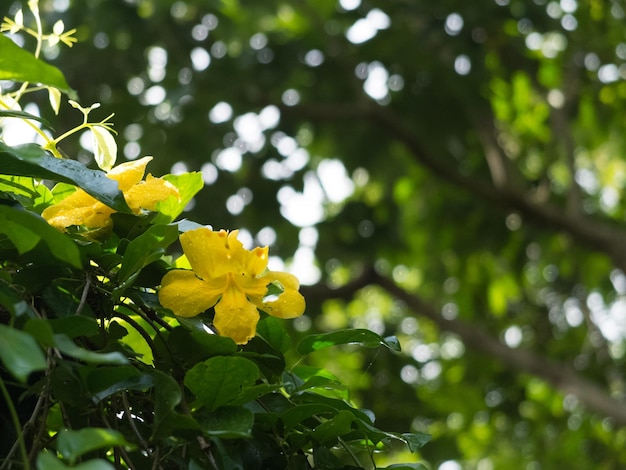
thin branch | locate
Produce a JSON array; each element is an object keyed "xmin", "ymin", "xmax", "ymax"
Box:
[{"xmin": 302, "ymin": 266, "xmax": 626, "ymax": 426}]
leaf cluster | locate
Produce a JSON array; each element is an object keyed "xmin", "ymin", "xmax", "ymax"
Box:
[{"xmin": 0, "ymin": 5, "xmax": 428, "ymax": 470}]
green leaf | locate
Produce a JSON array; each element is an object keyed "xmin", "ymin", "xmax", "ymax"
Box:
[
  {"xmin": 151, "ymin": 369, "xmax": 200, "ymax": 438},
  {"xmin": 117, "ymin": 223, "xmax": 179, "ymax": 285},
  {"xmin": 400, "ymin": 432, "xmax": 432, "ymax": 452},
  {"xmin": 310, "ymin": 409, "xmax": 355, "ymax": 444},
  {"xmin": 37, "ymin": 452, "xmax": 116, "ymax": 470},
  {"xmin": 0, "ymin": 281, "xmax": 35, "ymax": 319},
  {"xmin": 0, "ymin": 175, "xmax": 54, "ymax": 210},
  {"xmin": 379, "ymin": 465, "xmax": 429, "ymax": 470},
  {"xmin": 0, "ymin": 324, "xmax": 47, "ymax": 382},
  {"xmin": 53, "ymin": 334, "xmax": 129, "ymax": 365},
  {"xmin": 184, "ymin": 356, "xmax": 260, "ymax": 411},
  {"xmin": 296, "ymin": 329, "xmax": 401, "ymax": 355},
  {"xmin": 155, "ymin": 172, "xmax": 204, "ymax": 223},
  {"xmin": 48, "ymin": 316, "xmax": 100, "ymax": 339},
  {"xmin": 86, "ymin": 366, "xmax": 154, "ymax": 402},
  {"xmin": 0, "ymin": 34, "xmax": 75, "ymax": 97},
  {"xmin": 280, "ymin": 403, "xmax": 338, "ymax": 430},
  {"xmin": 197, "ymin": 406, "xmax": 254, "ymax": 438},
  {"xmin": 0, "ymin": 109, "xmax": 54, "ymax": 129},
  {"xmin": 0, "ymin": 142, "xmax": 129, "ymax": 212},
  {"xmin": 57, "ymin": 428, "xmax": 132, "ymax": 464},
  {"xmin": 256, "ymin": 316, "xmax": 291, "ymax": 354}
]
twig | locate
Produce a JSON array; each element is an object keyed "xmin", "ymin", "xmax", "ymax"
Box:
[
  {"xmin": 0, "ymin": 376, "xmax": 30, "ymax": 470},
  {"xmin": 75, "ymin": 275, "xmax": 92, "ymax": 315}
]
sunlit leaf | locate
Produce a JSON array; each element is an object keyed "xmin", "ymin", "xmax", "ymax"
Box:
[
  {"xmin": 91, "ymin": 126, "xmax": 117, "ymax": 171},
  {"xmin": 48, "ymin": 87, "xmax": 62, "ymax": 114},
  {"xmin": 0, "ymin": 142, "xmax": 129, "ymax": 212},
  {"xmin": 155, "ymin": 172, "xmax": 204, "ymax": 223},
  {"xmin": 0, "ymin": 174, "xmax": 54, "ymax": 210},
  {"xmin": 0, "ymin": 205, "xmax": 82, "ymax": 268},
  {"xmin": 0, "ymin": 34, "xmax": 75, "ymax": 97}
]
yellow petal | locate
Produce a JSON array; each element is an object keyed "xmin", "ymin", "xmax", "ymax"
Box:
[
  {"xmin": 256, "ymin": 272, "xmax": 306, "ymax": 319},
  {"xmin": 125, "ymin": 174, "xmax": 179, "ymax": 212},
  {"xmin": 245, "ymin": 246, "xmax": 269, "ymax": 277},
  {"xmin": 159, "ymin": 270, "xmax": 222, "ymax": 317},
  {"xmin": 180, "ymin": 228, "xmax": 232, "ymax": 280},
  {"xmin": 41, "ymin": 190, "xmax": 113, "ymax": 229},
  {"xmin": 213, "ymin": 287, "xmax": 260, "ymax": 344},
  {"xmin": 107, "ymin": 156, "xmax": 152, "ymax": 191}
]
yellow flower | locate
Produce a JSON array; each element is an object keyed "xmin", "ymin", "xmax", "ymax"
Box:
[
  {"xmin": 158, "ymin": 228, "xmax": 306, "ymax": 344},
  {"xmin": 42, "ymin": 156, "xmax": 179, "ymax": 230}
]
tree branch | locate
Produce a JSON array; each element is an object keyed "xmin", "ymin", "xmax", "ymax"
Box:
[
  {"xmin": 302, "ymin": 267, "xmax": 626, "ymax": 426},
  {"xmin": 280, "ymin": 102, "xmax": 626, "ymax": 272}
]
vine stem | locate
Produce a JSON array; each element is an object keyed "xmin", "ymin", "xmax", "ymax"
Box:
[{"xmin": 0, "ymin": 376, "xmax": 31, "ymax": 470}]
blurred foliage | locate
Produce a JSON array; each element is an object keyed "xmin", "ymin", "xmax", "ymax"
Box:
[{"xmin": 3, "ymin": 0, "xmax": 626, "ymax": 468}]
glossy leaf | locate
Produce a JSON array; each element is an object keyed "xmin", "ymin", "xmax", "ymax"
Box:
[
  {"xmin": 0, "ymin": 142, "xmax": 129, "ymax": 212},
  {"xmin": 296, "ymin": 329, "xmax": 401, "ymax": 355}
]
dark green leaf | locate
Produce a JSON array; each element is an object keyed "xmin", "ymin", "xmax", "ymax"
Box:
[
  {"xmin": 400, "ymin": 432, "xmax": 432, "ymax": 452},
  {"xmin": 86, "ymin": 366, "xmax": 154, "ymax": 402},
  {"xmin": 296, "ymin": 329, "xmax": 401, "ymax": 355},
  {"xmin": 48, "ymin": 316, "xmax": 100, "ymax": 338},
  {"xmin": 197, "ymin": 406, "xmax": 254, "ymax": 438},
  {"xmin": 117, "ymin": 223, "xmax": 179, "ymax": 284},
  {"xmin": 0, "ymin": 324, "xmax": 47, "ymax": 382},
  {"xmin": 151, "ymin": 369, "xmax": 200, "ymax": 438},
  {"xmin": 53, "ymin": 334, "xmax": 129, "ymax": 365},
  {"xmin": 0, "ymin": 109, "xmax": 53, "ymax": 129},
  {"xmin": 0, "ymin": 142, "xmax": 129, "ymax": 212},
  {"xmin": 184, "ymin": 356, "xmax": 260, "ymax": 411},
  {"xmin": 0, "ymin": 281, "xmax": 34, "ymax": 319},
  {"xmin": 280, "ymin": 403, "xmax": 338, "ymax": 430},
  {"xmin": 310, "ymin": 409, "xmax": 355, "ymax": 444},
  {"xmin": 57, "ymin": 428, "xmax": 132, "ymax": 464},
  {"xmin": 37, "ymin": 452, "xmax": 116, "ymax": 470},
  {"xmin": 0, "ymin": 34, "xmax": 75, "ymax": 96}
]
